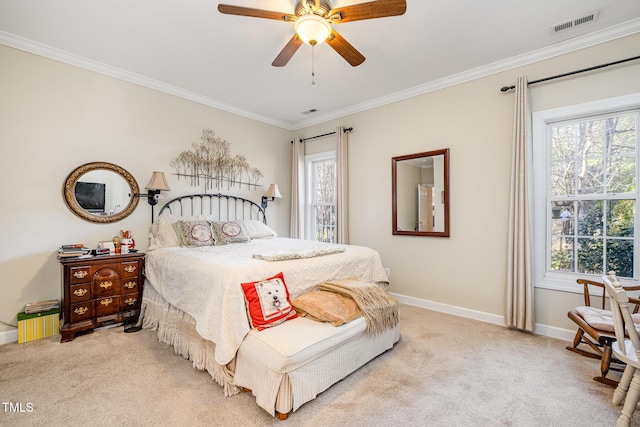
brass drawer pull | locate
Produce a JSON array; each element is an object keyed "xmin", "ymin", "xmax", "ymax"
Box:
[
  {"xmin": 99, "ymin": 281, "xmax": 113, "ymax": 289},
  {"xmin": 124, "ymin": 265, "xmax": 137, "ymax": 273},
  {"xmin": 124, "ymin": 281, "xmax": 136, "ymax": 289},
  {"xmin": 73, "ymin": 270, "xmax": 88, "ymax": 279},
  {"xmin": 124, "ymin": 297, "xmax": 137, "ymax": 306},
  {"xmin": 74, "ymin": 307, "xmax": 88, "ymax": 315},
  {"xmin": 100, "ymin": 298, "xmax": 113, "ymax": 306},
  {"xmin": 73, "ymin": 288, "xmax": 88, "ymax": 297}
]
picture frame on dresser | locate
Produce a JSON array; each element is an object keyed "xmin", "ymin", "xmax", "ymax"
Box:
[{"xmin": 59, "ymin": 252, "xmax": 145, "ymax": 342}]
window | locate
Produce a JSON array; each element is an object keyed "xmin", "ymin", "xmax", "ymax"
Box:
[
  {"xmin": 305, "ymin": 152, "xmax": 336, "ymax": 243},
  {"xmin": 533, "ymin": 94, "xmax": 640, "ymax": 291}
]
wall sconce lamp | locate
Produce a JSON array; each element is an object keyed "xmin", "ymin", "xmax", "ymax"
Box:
[
  {"xmin": 135, "ymin": 171, "xmax": 171, "ymax": 221},
  {"xmin": 261, "ymin": 184, "xmax": 282, "ymax": 210}
]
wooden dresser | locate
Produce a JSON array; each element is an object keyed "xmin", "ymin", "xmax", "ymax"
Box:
[{"xmin": 59, "ymin": 253, "xmax": 144, "ymax": 342}]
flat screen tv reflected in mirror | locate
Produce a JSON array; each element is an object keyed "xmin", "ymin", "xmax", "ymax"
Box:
[{"xmin": 74, "ymin": 181, "xmax": 106, "ymax": 213}]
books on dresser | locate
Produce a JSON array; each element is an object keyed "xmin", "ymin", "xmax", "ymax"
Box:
[{"xmin": 58, "ymin": 244, "xmax": 91, "ymax": 259}]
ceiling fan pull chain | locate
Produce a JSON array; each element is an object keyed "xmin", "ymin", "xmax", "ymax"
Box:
[{"xmin": 311, "ymin": 43, "xmax": 316, "ymax": 85}]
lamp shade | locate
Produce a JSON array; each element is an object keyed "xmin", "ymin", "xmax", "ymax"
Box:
[
  {"xmin": 264, "ymin": 184, "xmax": 282, "ymax": 199},
  {"xmin": 145, "ymin": 171, "xmax": 171, "ymax": 191},
  {"xmin": 295, "ymin": 14, "xmax": 331, "ymax": 45}
]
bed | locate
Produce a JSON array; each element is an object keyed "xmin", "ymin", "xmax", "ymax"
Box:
[{"xmin": 140, "ymin": 193, "xmax": 400, "ymax": 419}]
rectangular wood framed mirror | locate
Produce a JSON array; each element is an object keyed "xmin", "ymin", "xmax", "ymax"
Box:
[{"xmin": 392, "ymin": 148, "xmax": 450, "ymax": 237}]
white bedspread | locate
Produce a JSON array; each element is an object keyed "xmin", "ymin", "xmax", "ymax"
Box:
[{"xmin": 144, "ymin": 238, "xmax": 388, "ymax": 365}]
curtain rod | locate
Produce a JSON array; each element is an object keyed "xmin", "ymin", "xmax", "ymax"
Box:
[
  {"xmin": 500, "ymin": 54, "xmax": 640, "ymax": 92},
  {"xmin": 291, "ymin": 127, "xmax": 353, "ymax": 143}
]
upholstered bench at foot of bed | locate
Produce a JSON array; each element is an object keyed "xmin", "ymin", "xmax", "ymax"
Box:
[
  {"xmin": 233, "ymin": 315, "xmax": 401, "ymax": 419},
  {"xmin": 141, "ymin": 282, "xmax": 400, "ymax": 419}
]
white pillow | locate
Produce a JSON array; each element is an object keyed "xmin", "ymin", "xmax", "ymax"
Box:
[
  {"xmin": 240, "ymin": 220, "xmax": 277, "ymax": 239},
  {"xmin": 148, "ymin": 213, "xmax": 181, "ymax": 250}
]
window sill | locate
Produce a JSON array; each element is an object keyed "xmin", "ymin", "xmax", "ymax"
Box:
[
  {"xmin": 535, "ymin": 275, "xmax": 583, "ymax": 294},
  {"xmin": 535, "ymin": 273, "xmax": 640, "ymax": 293}
]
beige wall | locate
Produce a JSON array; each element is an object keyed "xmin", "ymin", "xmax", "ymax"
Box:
[
  {"xmin": 297, "ymin": 33, "xmax": 640, "ymax": 336},
  {"xmin": 2, "ymin": 32, "xmax": 640, "ymax": 340},
  {"xmin": 0, "ymin": 45, "xmax": 292, "ymax": 333}
]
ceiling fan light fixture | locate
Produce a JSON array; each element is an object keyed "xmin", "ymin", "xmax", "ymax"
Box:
[{"xmin": 295, "ymin": 14, "xmax": 331, "ymax": 46}]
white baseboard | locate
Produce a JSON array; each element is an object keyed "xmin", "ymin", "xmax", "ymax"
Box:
[
  {"xmin": 391, "ymin": 293, "xmax": 575, "ymax": 343},
  {"xmin": 0, "ymin": 329, "xmax": 18, "ymax": 345},
  {"xmin": 0, "ymin": 295, "xmax": 575, "ymax": 346}
]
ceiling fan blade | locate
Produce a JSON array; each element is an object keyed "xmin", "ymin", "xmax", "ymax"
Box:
[
  {"xmin": 272, "ymin": 34, "xmax": 303, "ymax": 67},
  {"xmin": 329, "ymin": 0, "xmax": 406, "ymax": 23},
  {"xmin": 326, "ymin": 29, "xmax": 365, "ymax": 67},
  {"xmin": 218, "ymin": 4, "xmax": 295, "ymax": 21}
]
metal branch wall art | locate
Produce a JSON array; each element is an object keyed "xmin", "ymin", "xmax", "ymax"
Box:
[{"xmin": 170, "ymin": 129, "xmax": 263, "ymax": 191}]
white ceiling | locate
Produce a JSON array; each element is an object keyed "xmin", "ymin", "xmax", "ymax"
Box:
[{"xmin": 1, "ymin": 1, "xmax": 640, "ymax": 130}]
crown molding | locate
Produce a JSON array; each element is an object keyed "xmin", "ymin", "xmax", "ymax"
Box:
[
  {"xmin": 2, "ymin": 17, "xmax": 640, "ymax": 133},
  {"xmin": 292, "ymin": 18, "xmax": 640, "ymax": 130},
  {"xmin": 0, "ymin": 31, "xmax": 293, "ymax": 130}
]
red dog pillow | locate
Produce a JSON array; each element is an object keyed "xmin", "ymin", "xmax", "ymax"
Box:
[{"xmin": 241, "ymin": 272, "xmax": 297, "ymax": 330}]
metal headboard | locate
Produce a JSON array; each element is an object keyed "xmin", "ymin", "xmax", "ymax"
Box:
[{"xmin": 157, "ymin": 193, "xmax": 267, "ymax": 224}]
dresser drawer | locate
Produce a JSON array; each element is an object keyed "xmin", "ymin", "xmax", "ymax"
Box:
[
  {"xmin": 69, "ymin": 266, "xmax": 91, "ymax": 284},
  {"xmin": 121, "ymin": 293, "xmax": 140, "ymax": 312},
  {"xmin": 94, "ymin": 296, "xmax": 121, "ymax": 317},
  {"xmin": 70, "ymin": 302, "xmax": 93, "ymax": 323},
  {"xmin": 92, "ymin": 279, "xmax": 121, "ymax": 297},
  {"xmin": 70, "ymin": 284, "xmax": 91, "ymax": 302},
  {"xmin": 121, "ymin": 279, "xmax": 138, "ymax": 293},
  {"xmin": 91, "ymin": 265, "xmax": 120, "ymax": 296},
  {"xmin": 121, "ymin": 261, "xmax": 139, "ymax": 278}
]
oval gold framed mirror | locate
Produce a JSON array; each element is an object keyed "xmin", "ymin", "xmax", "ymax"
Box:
[
  {"xmin": 63, "ymin": 162, "xmax": 139, "ymax": 223},
  {"xmin": 392, "ymin": 148, "xmax": 450, "ymax": 237}
]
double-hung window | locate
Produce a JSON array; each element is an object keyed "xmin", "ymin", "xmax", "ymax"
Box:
[
  {"xmin": 305, "ymin": 152, "xmax": 337, "ymax": 243},
  {"xmin": 534, "ymin": 95, "xmax": 640, "ymax": 291}
]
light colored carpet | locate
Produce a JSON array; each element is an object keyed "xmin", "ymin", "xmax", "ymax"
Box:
[{"xmin": 0, "ymin": 304, "xmax": 637, "ymax": 426}]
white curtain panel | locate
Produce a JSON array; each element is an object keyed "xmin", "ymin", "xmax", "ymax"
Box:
[
  {"xmin": 290, "ymin": 137, "xmax": 305, "ymax": 239},
  {"xmin": 335, "ymin": 126, "xmax": 349, "ymax": 244},
  {"xmin": 505, "ymin": 76, "xmax": 535, "ymax": 331}
]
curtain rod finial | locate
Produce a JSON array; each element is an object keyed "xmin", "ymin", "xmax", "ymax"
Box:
[{"xmin": 501, "ymin": 85, "xmax": 515, "ymax": 92}]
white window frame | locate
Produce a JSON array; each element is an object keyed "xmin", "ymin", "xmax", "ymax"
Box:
[
  {"xmin": 305, "ymin": 151, "xmax": 336, "ymax": 242},
  {"xmin": 533, "ymin": 93, "xmax": 640, "ymax": 293}
]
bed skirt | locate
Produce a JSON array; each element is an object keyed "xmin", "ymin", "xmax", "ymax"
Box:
[{"xmin": 140, "ymin": 282, "xmax": 240, "ymax": 396}]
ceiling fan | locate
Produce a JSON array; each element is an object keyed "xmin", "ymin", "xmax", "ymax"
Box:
[{"xmin": 218, "ymin": 0, "xmax": 407, "ymax": 67}]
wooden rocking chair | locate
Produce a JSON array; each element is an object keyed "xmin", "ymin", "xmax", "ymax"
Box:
[{"xmin": 566, "ymin": 278, "xmax": 640, "ymax": 387}]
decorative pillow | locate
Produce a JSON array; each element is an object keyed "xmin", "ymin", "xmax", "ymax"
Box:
[
  {"xmin": 174, "ymin": 220, "xmax": 215, "ymax": 247},
  {"xmin": 212, "ymin": 221, "xmax": 250, "ymax": 245},
  {"xmin": 241, "ymin": 272, "xmax": 297, "ymax": 330},
  {"xmin": 240, "ymin": 220, "xmax": 278, "ymax": 239},
  {"xmin": 292, "ymin": 290, "xmax": 362, "ymax": 326},
  {"xmin": 149, "ymin": 213, "xmax": 215, "ymax": 249}
]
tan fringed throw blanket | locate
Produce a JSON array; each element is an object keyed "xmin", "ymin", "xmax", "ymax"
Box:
[{"xmin": 319, "ymin": 280, "xmax": 399, "ymax": 334}]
